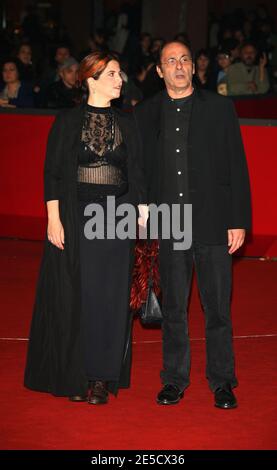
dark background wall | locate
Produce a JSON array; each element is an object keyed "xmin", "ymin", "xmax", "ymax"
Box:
[{"xmin": 2, "ymin": 0, "xmax": 277, "ymax": 55}]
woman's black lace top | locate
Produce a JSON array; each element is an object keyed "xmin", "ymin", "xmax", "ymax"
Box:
[{"xmin": 77, "ymin": 104, "xmax": 128, "ymax": 201}]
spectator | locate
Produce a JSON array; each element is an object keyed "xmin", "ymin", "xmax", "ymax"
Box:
[
  {"xmin": 221, "ymin": 38, "xmax": 241, "ymax": 63},
  {"xmin": 109, "ymin": 12, "xmax": 129, "ymax": 54},
  {"xmin": 193, "ymin": 49, "xmax": 215, "ymax": 90},
  {"xmin": 220, "ymin": 27, "xmax": 233, "ymax": 43},
  {"xmin": 233, "ymin": 29, "xmax": 245, "ymax": 45},
  {"xmin": 255, "ymin": 20, "xmax": 277, "ymax": 90},
  {"xmin": 39, "ymin": 44, "xmax": 71, "ymax": 106},
  {"xmin": 16, "ymin": 42, "xmax": 37, "ymax": 83},
  {"xmin": 208, "ymin": 13, "xmax": 220, "ymax": 49},
  {"xmin": 80, "ymin": 29, "xmax": 108, "ymax": 60},
  {"xmin": 256, "ymin": 21, "xmax": 275, "ymax": 57},
  {"xmin": 139, "ymin": 63, "xmax": 165, "ymax": 99},
  {"xmin": 41, "ymin": 44, "xmax": 71, "ymax": 87},
  {"xmin": 216, "ymin": 48, "xmax": 232, "ymax": 95},
  {"xmin": 21, "ymin": 4, "xmax": 42, "ymax": 44},
  {"xmin": 243, "ymin": 20, "xmax": 254, "ymax": 42},
  {"xmin": 227, "ymin": 42, "xmax": 269, "ymax": 95},
  {"xmin": 0, "ymin": 58, "xmax": 34, "ymax": 108},
  {"xmin": 16, "ymin": 41, "xmax": 42, "ymax": 106},
  {"xmin": 254, "ymin": 4, "xmax": 275, "ymax": 31},
  {"xmin": 245, "ymin": 9, "xmax": 257, "ymax": 25},
  {"xmin": 151, "ymin": 37, "xmax": 165, "ymax": 62},
  {"xmin": 120, "ymin": 74, "xmax": 143, "ymax": 109},
  {"xmin": 92, "ymin": 29, "xmax": 108, "ymax": 51},
  {"xmin": 0, "ymin": 29, "xmax": 13, "ymax": 59},
  {"xmin": 137, "ymin": 33, "xmax": 153, "ymax": 68},
  {"xmin": 133, "ymin": 64, "xmax": 147, "ymax": 88},
  {"xmin": 174, "ymin": 32, "xmax": 191, "ymax": 47},
  {"xmin": 45, "ymin": 57, "xmax": 79, "ymax": 108}
]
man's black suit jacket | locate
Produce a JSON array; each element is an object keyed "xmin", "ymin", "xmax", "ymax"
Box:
[{"xmin": 134, "ymin": 88, "xmax": 252, "ymax": 245}]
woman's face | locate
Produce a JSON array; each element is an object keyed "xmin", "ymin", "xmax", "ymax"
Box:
[
  {"xmin": 18, "ymin": 45, "xmax": 32, "ymax": 64},
  {"xmin": 234, "ymin": 30, "xmax": 245, "ymax": 44},
  {"xmin": 2, "ymin": 62, "xmax": 19, "ymax": 84},
  {"xmin": 197, "ymin": 54, "xmax": 209, "ymax": 72},
  {"xmin": 90, "ymin": 60, "xmax": 123, "ymax": 101}
]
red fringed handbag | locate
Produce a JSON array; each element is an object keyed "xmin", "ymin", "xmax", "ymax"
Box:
[{"xmin": 130, "ymin": 240, "xmax": 162, "ymax": 324}]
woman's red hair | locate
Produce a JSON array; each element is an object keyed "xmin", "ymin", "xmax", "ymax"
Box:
[{"xmin": 77, "ymin": 51, "xmax": 119, "ymax": 90}]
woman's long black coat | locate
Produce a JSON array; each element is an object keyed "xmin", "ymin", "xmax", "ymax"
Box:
[{"xmin": 24, "ymin": 103, "xmax": 146, "ymax": 396}]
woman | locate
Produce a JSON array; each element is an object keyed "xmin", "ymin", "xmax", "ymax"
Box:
[
  {"xmin": 16, "ymin": 42, "xmax": 36, "ymax": 83},
  {"xmin": 0, "ymin": 58, "xmax": 34, "ymax": 108},
  {"xmin": 24, "ymin": 52, "xmax": 147, "ymax": 404},
  {"xmin": 216, "ymin": 48, "xmax": 232, "ymax": 95},
  {"xmin": 193, "ymin": 49, "xmax": 216, "ymax": 91}
]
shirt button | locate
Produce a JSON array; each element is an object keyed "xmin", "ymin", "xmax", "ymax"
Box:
[
  {"xmin": 176, "ymin": 128, "xmax": 180, "ymax": 131},
  {"xmin": 177, "ymin": 171, "xmax": 181, "ymax": 175},
  {"xmin": 176, "ymin": 149, "xmax": 180, "ymax": 153},
  {"xmin": 179, "ymin": 193, "xmax": 183, "ymax": 197},
  {"xmin": 177, "ymin": 108, "xmax": 180, "ymax": 112}
]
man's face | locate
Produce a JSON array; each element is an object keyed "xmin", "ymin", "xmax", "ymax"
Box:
[
  {"xmin": 241, "ymin": 46, "xmax": 257, "ymax": 66},
  {"xmin": 60, "ymin": 64, "xmax": 78, "ymax": 87},
  {"xmin": 55, "ymin": 47, "xmax": 70, "ymax": 65},
  {"xmin": 156, "ymin": 43, "xmax": 194, "ymax": 93},
  {"xmin": 18, "ymin": 45, "xmax": 32, "ymax": 64}
]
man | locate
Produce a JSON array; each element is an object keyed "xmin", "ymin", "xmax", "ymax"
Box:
[
  {"xmin": 46, "ymin": 44, "xmax": 71, "ymax": 84},
  {"xmin": 38, "ymin": 44, "xmax": 71, "ymax": 106},
  {"xmin": 227, "ymin": 42, "xmax": 269, "ymax": 95},
  {"xmin": 46, "ymin": 57, "xmax": 79, "ymax": 108},
  {"xmin": 134, "ymin": 41, "xmax": 251, "ymax": 408}
]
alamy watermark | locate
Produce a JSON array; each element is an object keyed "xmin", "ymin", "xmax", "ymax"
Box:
[{"xmin": 83, "ymin": 196, "xmax": 192, "ymax": 250}]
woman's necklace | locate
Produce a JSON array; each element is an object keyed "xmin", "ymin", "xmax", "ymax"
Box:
[{"xmin": 7, "ymin": 82, "xmax": 20, "ymax": 98}]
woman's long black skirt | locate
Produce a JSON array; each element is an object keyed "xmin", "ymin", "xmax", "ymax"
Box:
[{"xmin": 78, "ymin": 194, "xmax": 132, "ymax": 387}]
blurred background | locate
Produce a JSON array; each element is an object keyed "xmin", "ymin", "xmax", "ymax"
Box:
[{"xmin": 0, "ymin": 0, "xmax": 277, "ymax": 108}]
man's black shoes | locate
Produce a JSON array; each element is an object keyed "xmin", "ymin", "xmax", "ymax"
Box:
[
  {"xmin": 157, "ymin": 384, "xmax": 184, "ymax": 405},
  {"xmin": 214, "ymin": 385, "xmax": 237, "ymax": 409},
  {"xmin": 88, "ymin": 380, "xmax": 109, "ymax": 405}
]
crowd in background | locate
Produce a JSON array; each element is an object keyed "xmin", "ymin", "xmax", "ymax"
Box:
[{"xmin": 0, "ymin": 3, "xmax": 276, "ymax": 109}]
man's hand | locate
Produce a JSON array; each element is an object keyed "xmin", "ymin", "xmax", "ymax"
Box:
[
  {"xmin": 259, "ymin": 52, "xmax": 267, "ymax": 68},
  {"xmin": 228, "ymin": 229, "xmax": 246, "ymax": 254}
]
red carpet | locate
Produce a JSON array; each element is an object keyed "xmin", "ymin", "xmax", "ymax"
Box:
[{"xmin": 0, "ymin": 239, "xmax": 276, "ymax": 450}]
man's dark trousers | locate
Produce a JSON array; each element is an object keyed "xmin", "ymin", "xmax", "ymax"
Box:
[{"xmin": 159, "ymin": 238, "xmax": 238, "ymax": 392}]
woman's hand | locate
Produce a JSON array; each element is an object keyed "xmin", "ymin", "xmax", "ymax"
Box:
[
  {"xmin": 47, "ymin": 217, "xmax": 65, "ymax": 250},
  {"xmin": 0, "ymin": 98, "xmax": 9, "ymax": 107},
  {"xmin": 138, "ymin": 204, "xmax": 149, "ymax": 228}
]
